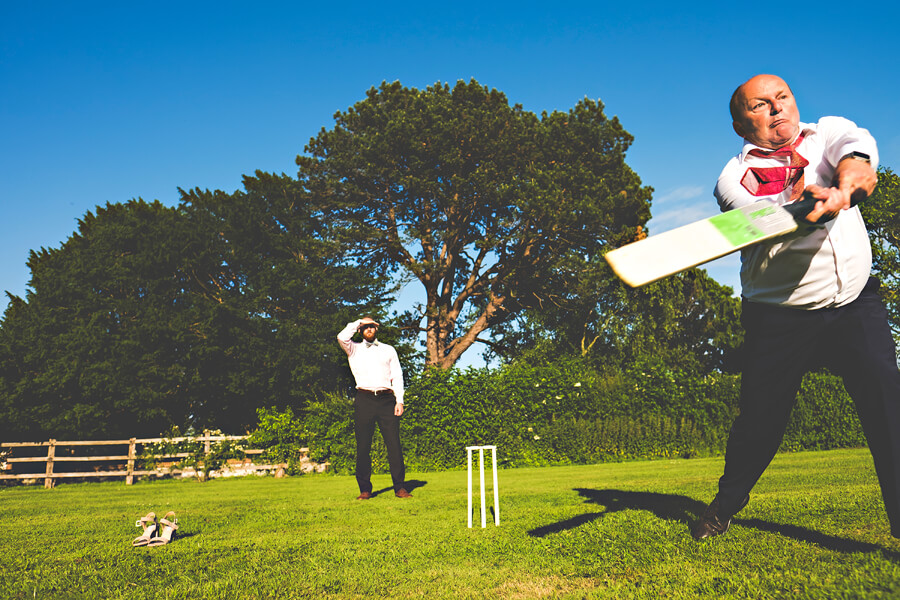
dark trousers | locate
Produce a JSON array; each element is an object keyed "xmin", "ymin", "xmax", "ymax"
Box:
[
  {"xmin": 718, "ymin": 278, "xmax": 900, "ymax": 535},
  {"xmin": 354, "ymin": 389, "xmax": 405, "ymax": 493}
]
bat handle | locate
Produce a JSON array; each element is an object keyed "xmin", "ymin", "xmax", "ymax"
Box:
[
  {"xmin": 782, "ymin": 189, "xmax": 863, "ymax": 224},
  {"xmin": 781, "ymin": 192, "xmax": 819, "ymax": 221}
]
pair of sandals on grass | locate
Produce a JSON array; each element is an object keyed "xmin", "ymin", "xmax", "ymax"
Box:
[{"xmin": 132, "ymin": 511, "xmax": 179, "ymax": 547}]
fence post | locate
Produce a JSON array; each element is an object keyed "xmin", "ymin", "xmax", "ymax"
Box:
[
  {"xmin": 201, "ymin": 429, "xmax": 211, "ymax": 481},
  {"xmin": 126, "ymin": 438, "xmax": 136, "ymax": 485},
  {"xmin": 44, "ymin": 439, "xmax": 56, "ymax": 489}
]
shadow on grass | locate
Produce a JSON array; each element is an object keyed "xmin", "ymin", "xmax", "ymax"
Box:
[
  {"xmin": 527, "ymin": 488, "xmax": 900, "ymax": 560},
  {"xmin": 371, "ymin": 479, "xmax": 428, "ymax": 497}
]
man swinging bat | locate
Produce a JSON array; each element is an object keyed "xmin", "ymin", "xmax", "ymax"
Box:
[{"xmin": 692, "ymin": 74, "xmax": 900, "ymax": 540}]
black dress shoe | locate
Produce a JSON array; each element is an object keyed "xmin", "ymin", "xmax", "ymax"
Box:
[{"xmin": 691, "ymin": 494, "xmax": 749, "ymax": 540}]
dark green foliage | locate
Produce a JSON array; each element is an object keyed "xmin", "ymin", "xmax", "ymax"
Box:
[
  {"xmin": 398, "ymin": 358, "xmax": 741, "ymax": 469},
  {"xmin": 542, "ymin": 415, "xmax": 713, "ymax": 463},
  {"xmin": 248, "ymin": 406, "xmax": 328, "ymax": 476},
  {"xmin": 0, "ymin": 201, "xmax": 201, "ymax": 439},
  {"xmin": 781, "ymin": 371, "xmax": 868, "ymax": 451},
  {"xmin": 297, "ymin": 392, "xmax": 357, "ymax": 474},
  {"xmin": 616, "ymin": 270, "xmax": 744, "ymax": 374},
  {"xmin": 502, "ymin": 261, "xmax": 743, "ymax": 375},
  {"xmin": 175, "ymin": 173, "xmax": 397, "ymax": 423},
  {"xmin": 0, "ymin": 178, "xmax": 391, "ymax": 440},
  {"xmin": 861, "ymin": 166, "xmax": 900, "ymax": 348},
  {"xmin": 251, "ymin": 360, "xmax": 865, "ymax": 474}
]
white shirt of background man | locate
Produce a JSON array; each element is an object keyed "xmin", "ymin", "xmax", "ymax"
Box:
[{"xmin": 337, "ymin": 321, "xmax": 405, "ymax": 403}]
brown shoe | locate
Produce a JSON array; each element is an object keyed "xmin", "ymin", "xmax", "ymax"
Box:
[
  {"xmin": 394, "ymin": 488, "xmax": 412, "ymax": 498},
  {"xmin": 356, "ymin": 491, "xmax": 372, "ymax": 500},
  {"xmin": 691, "ymin": 494, "xmax": 749, "ymax": 540}
]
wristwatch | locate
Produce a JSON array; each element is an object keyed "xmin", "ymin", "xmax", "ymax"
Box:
[{"xmin": 839, "ymin": 151, "xmax": 871, "ymax": 164}]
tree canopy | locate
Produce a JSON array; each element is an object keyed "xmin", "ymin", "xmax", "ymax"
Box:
[
  {"xmin": 0, "ymin": 200, "xmax": 194, "ymax": 439},
  {"xmin": 298, "ymin": 79, "xmax": 652, "ymax": 369},
  {"xmin": 0, "ymin": 176, "xmax": 394, "ymax": 440}
]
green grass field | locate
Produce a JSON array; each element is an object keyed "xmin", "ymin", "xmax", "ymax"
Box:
[{"xmin": 3, "ymin": 448, "xmax": 900, "ymax": 599}]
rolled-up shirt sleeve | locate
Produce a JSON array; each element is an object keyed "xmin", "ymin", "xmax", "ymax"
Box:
[{"xmin": 337, "ymin": 321, "xmax": 360, "ymax": 356}]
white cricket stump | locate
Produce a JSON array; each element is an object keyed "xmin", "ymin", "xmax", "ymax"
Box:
[{"xmin": 466, "ymin": 445, "xmax": 499, "ymax": 528}]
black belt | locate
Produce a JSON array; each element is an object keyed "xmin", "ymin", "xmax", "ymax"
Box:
[{"xmin": 359, "ymin": 388, "xmax": 394, "ymax": 396}]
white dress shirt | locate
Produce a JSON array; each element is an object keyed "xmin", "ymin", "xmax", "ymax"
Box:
[
  {"xmin": 337, "ymin": 321, "xmax": 405, "ymax": 403},
  {"xmin": 714, "ymin": 117, "xmax": 878, "ymax": 309}
]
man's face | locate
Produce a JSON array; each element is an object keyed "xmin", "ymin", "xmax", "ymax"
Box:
[
  {"xmin": 360, "ymin": 325, "xmax": 377, "ymax": 342},
  {"xmin": 732, "ymin": 75, "xmax": 800, "ymax": 149}
]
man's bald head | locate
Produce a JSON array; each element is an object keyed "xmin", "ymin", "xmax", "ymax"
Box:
[
  {"xmin": 730, "ymin": 75, "xmax": 793, "ymax": 119},
  {"xmin": 729, "ymin": 74, "xmax": 800, "ymax": 149}
]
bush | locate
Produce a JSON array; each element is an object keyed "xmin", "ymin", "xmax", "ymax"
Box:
[
  {"xmin": 248, "ymin": 407, "xmax": 310, "ymax": 475},
  {"xmin": 538, "ymin": 414, "xmax": 722, "ymax": 464},
  {"xmin": 302, "ymin": 392, "xmax": 357, "ymax": 474},
  {"xmin": 781, "ymin": 371, "xmax": 866, "ymax": 452},
  {"xmin": 245, "ymin": 360, "xmax": 869, "ymax": 475}
]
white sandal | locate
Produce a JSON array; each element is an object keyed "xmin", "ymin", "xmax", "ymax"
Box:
[
  {"xmin": 148, "ymin": 511, "xmax": 179, "ymax": 546},
  {"xmin": 132, "ymin": 512, "xmax": 157, "ymax": 547}
]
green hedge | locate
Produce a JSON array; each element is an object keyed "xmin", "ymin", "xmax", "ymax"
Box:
[
  {"xmin": 250, "ymin": 359, "xmax": 868, "ymax": 474},
  {"xmin": 781, "ymin": 372, "xmax": 867, "ymax": 451}
]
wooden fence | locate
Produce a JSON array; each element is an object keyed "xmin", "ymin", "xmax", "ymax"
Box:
[{"xmin": 0, "ymin": 433, "xmax": 289, "ymax": 488}]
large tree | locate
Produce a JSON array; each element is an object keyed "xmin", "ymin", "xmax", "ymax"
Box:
[
  {"xmin": 178, "ymin": 172, "xmax": 397, "ymax": 410},
  {"xmin": 0, "ymin": 177, "xmax": 393, "ymax": 440},
  {"xmin": 298, "ymin": 79, "xmax": 652, "ymax": 369},
  {"xmin": 0, "ymin": 200, "xmax": 203, "ymax": 439}
]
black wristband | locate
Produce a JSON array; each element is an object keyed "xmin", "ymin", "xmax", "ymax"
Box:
[{"xmin": 839, "ymin": 151, "xmax": 871, "ymax": 165}]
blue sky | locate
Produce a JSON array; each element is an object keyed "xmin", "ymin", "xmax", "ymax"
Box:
[{"xmin": 3, "ymin": 1, "xmax": 899, "ymax": 362}]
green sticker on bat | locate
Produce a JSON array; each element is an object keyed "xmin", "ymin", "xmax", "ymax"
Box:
[{"xmin": 708, "ymin": 210, "xmax": 765, "ymax": 247}]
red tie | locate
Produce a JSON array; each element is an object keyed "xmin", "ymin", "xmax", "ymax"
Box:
[{"xmin": 740, "ymin": 133, "xmax": 808, "ymax": 200}]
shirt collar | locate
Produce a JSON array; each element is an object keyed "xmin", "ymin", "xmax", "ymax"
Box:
[{"xmin": 739, "ymin": 123, "xmax": 816, "ymax": 162}]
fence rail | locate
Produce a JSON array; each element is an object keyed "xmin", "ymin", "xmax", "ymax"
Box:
[{"xmin": 0, "ymin": 433, "xmax": 286, "ymax": 488}]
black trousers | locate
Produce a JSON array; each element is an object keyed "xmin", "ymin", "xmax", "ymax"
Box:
[
  {"xmin": 718, "ymin": 278, "xmax": 900, "ymax": 535},
  {"xmin": 354, "ymin": 389, "xmax": 405, "ymax": 493}
]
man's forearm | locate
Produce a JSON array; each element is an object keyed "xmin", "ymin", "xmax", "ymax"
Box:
[
  {"xmin": 337, "ymin": 320, "xmax": 360, "ymax": 354},
  {"xmin": 338, "ymin": 320, "xmax": 360, "ymax": 340}
]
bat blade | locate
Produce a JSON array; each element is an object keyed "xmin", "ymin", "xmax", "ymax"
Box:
[{"xmin": 605, "ymin": 199, "xmax": 802, "ymax": 287}]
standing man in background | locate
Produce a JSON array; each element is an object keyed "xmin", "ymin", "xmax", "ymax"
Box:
[
  {"xmin": 692, "ymin": 74, "xmax": 900, "ymax": 540},
  {"xmin": 338, "ymin": 317, "xmax": 411, "ymax": 499}
]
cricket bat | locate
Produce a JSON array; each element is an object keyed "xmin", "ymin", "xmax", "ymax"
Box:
[{"xmin": 605, "ymin": 193, "xmax": 824, "ymax": 288}]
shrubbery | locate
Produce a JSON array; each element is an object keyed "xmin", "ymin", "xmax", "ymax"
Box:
[
  {"xmin": 781, "ymin": 372, "xmax": 867, "ymax": 451},
  {"xmin": 249, "ymin": 356, "xmax": 867, "ymax": 475},
  {"xmin": 248, "ymin": 407, "xmax": 310, "ymax": 475}
]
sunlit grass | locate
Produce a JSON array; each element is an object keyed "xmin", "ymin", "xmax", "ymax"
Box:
[{"xmin": 2, "ymin": 448, "xmax": 899, "ymax": 599}]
